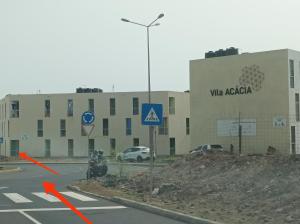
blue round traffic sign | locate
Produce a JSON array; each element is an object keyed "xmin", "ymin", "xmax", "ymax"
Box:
[{"xmin": 82, "ymin": 111, "xmax": 95, "ymax": 125}]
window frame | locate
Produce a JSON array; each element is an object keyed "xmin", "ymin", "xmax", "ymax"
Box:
[
  {"xmin": 126, "ymin": 118, "xmax": 132, "ymax": 136},
  {"xmin": 45, "ymin": 100, "xmax": 51, "ymax": 117},
  {"xmin": 103, "ymin": 118, "xmax": 109, "ymax": 136},
  {"xmin": 133, "ymin": 138, "xmax": 139, "ymax": 146},
  {"xmin": 186, "ymin": 118, "xmax": 190, "ymax": 135},
  {"xmin": 88, "ymin": 99, "xmax": 94, "ymax": 112},
  {"xmin": 159, "ymin": 117, "xmax": 168, "ymax": 135},
  {"xmin": 67, "ymin": 99, "xmax": 73, "ymax": 117},
  {"xmin": 110, "ymin": 98, "xmax": 116, "ymax": 116},
  {"xmin": 290, "ymin": 59, "xmax": 295, "ymax": 88},
  {"xmin": 169, "ymin": 97, "xmax": 175, "ymax": 115},
  {"xmin": 132, "ymin": 97, "xmax": 139, "ymax": 115},
  {"xmin": 60, "ymin": 119, "xmax": 66, "ymax": 137},
  {"xmin": 37, "ymin": 120, "xmax": 43, "ymax": 137},
  {"xmin": 10, "ymin": 101, "xmax": 19, "ymax": 118}
]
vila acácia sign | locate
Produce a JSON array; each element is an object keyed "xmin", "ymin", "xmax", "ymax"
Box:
[{"xmin": 210, "ymin": 86, "xmax": 252, "ymax": 96}]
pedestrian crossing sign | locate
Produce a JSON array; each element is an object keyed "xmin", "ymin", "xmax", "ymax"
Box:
[{"xmin": 142, "ymin": 103, "xmax": 163, "ymax": 126}]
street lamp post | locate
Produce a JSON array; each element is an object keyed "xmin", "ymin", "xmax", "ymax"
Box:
[{"xmin": 121, "ymin": 13, "xmax": 164, "ymax": 195}]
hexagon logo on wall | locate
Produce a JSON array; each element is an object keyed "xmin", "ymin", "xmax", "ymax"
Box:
[{"xmin": 239, "ymin": 65, "xmax": 265, "ymax": 92}]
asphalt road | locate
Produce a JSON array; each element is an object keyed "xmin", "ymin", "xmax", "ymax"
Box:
[{"xmin": 0, "ymin": 163, "xmax": 186, "ymax": 224}]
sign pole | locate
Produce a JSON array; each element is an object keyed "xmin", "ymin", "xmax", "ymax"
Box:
[
  {"xmin": 141, "ymin": 104, "xmax": 163, "ymax": 197},
  {"xmin": 239, "ymin": 125, "xmax": 242, "ymax": 155}
]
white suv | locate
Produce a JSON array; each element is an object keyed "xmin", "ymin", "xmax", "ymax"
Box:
[{"xmin": 117, "ymin": 146, "xmax": 154, "ymax": 162}]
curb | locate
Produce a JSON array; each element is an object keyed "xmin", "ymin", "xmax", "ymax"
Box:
[
  {"xmin": 0, "ymin": 167, "xmax": 22, "ymax": 173},
  {"xmin": 0, "ymin": 162, "xmax": 88, "ymax": 165},
  {"xmin": 109, "ymin": 162, "xmax": 168, "ymax": 167},
  {"xmin": 0, "ymin": 161, "xmax": 167, "ymax": 167},
  {"xmin": 67, "ymin": 185, "xmax": 223, "ymax": 224}
]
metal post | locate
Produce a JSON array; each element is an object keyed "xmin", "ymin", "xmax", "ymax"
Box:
[
  {"xmin": 147, "ymin": 27, "xmax": 151, "ymax": 104},
  {"xmin": 147, "ymin": 26, "xmax": 155, "ymax": 195},
  {"xmin": 121, "ymin": 13, "xmax": 164, "ymax": 197},
  {"xmin": 238, "ymin": 112, "xmax": 242, "ymax": 155}
]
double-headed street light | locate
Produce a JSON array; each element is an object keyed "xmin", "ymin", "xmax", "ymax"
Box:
[{"xmin": 121, "ymin": 13, "xmax": 164, "ymax": 194}]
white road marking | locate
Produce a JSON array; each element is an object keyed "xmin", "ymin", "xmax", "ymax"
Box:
[
  {"xmin": 19, "ymin": 211, "xmax": 42, "ymax": 224},
  {"xmin": 32, "ymin": 193, "xmax": 60, "ymax": 202},
  {"xmin": 60, "ymin": 191, "xmax": 97, "ymax": 201},
  {"xmin": 3, "ymin": 193, "xmax": 32, "ymax": 203},
  {"xmin": 0, "ymin": 206, "xmax": 126, "ymax": 213}
]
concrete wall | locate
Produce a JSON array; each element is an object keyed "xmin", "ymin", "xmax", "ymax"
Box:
[
  {"xmin": 0, "ymin": 91, "xmax": 190, "ymax": 157},
  {"xmin": 190, "ymin": 49, "xmax": 294, "ymax": 155},
  {"xmin": 288, "ymin": 49, "xmax": 300, "ymax": 154}
]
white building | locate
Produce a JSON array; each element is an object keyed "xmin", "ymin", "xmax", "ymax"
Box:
[
  {"xmin": 0, "ymin": 90, "xmax": 190, "ymax": 157},
  {"xmin": 190, "ymin": 49, "xmax": 300, "ymax": 155}
]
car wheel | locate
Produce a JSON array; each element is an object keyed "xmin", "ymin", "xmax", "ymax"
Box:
[{"xmin": 137, "ymin": 156, "xmax": 143, "ymax": 162}]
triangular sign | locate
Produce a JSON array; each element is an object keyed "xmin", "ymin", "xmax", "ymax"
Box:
[
  {"xmin": 82, "ymin": 125, "xmax": 95, "ymax": 137},
  {"xmin": 144, "ymin": 108, "xmax": 160, "ymax": 122}
]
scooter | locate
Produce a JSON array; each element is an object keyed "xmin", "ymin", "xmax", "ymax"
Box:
[{"xmin": 86, "ymin": 151, "xmax": 108, "ymax": 179}]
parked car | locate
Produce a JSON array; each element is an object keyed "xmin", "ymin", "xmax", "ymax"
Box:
[
  {"xmin": 190, "ymin": 144, "xmax": 223, "ymax": 155},
  {"xmin": 116, "ymin": 146, "xmax": 155, "ymax": 162}
]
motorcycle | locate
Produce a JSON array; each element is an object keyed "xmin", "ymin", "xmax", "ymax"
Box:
[{"xmin": 86, "ymin": 150, "xmax": 108, "ymax": 179}]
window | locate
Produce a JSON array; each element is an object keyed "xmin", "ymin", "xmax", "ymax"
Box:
[
  {"xmin": 110, "ymin": 98, "xmax": 116, "ymax": 115},
  {"xmin": 103, "ymin": 118, "xmax": 109, "ymax": 136},
  {"xmin": 37, "ymin": 120, "xmax": 43, "ymax": 137},
  {"xmin": 296, "ymin": 94, "xmax": 300, "ymax": 121},
  {"xmin": 169, "ymin": 97, "xmax": 175, "ymax": 114},
  {"xmin": 67, "ymin": 99, "xmax": 73, "ymax": 117},
  {"xmin": 170, "ymin": 138, "xmax": 176, "ymax": 156},
  {"xmin": 133, "ymin": 138, "xmax": 139, "ymax": 146},
  {"xmin": 291, "ymin": 126, "xmax": 296, "ymax": 155},
  {"xmin": 290, "ymin": 59, "xmax": 295, "ymax": 88},
  {"xmin": 10, "ymin": 101, "xmax": 19, "ymax": 118},
  {"xmin": 60, "ymin": 119, "xmax": 66, "ymax": 137},
  {"xmin": 131, "ymin": 147, "xmax": 140, "ymax": 152},
  {"xmin": 126, "ymin": 118, "xmax": 132, "ymax": 135},
  {"xmin": 186, "ymin": 118, "xmax": 190, "ymax": 135},
  {"xmin": 88, "ymin": 99, "xmax": 94, "ymax": 112},
  {"xmin": 10, "ymin": 140, "xmax": 19, "ymax": 157},
  {"xmin": 88, "ymin": 139, "xmax": 95, "ymax": 156},
  {"xmin": 123, "ymin": 148, "xmax": 132, "ymax": 154},
  {"xmin": 132, "ymin": 97, "xmax": 139, "ymax": 115},
  {"xmin": 68, "ymin": 139, "xmax": 74, "ymax": 157},
  {"xmin": 45, "ymin": 139, "xmax": 51, "ymax": 157},
  {"xmin": 110, "ymin": 138, "xmax": 116, "ymax": 156},
  {"xmin": 45, "ymin": 100, "xmax": 50, "ymax": 117},
  {"xmin": 159, "ymin": 117, "xmax": 168, "ymax": 135}
]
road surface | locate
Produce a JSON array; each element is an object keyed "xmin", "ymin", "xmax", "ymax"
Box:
[{"xmin": 0, "ymin": 163, "xmax": 186, "ymax": 224}]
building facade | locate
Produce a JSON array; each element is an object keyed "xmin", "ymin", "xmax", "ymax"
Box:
[
  {"xmin": 190, "ymin": 49, "xmax": 300, "ymax": 155},
  {"xmin": 0, "ymin": 91, "xmax": 190, "ymax": 157}
]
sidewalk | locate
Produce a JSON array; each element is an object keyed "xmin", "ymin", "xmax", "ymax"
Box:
[
  {"xmin": 0, "ymin": 158, "xmax": 168, "ymax": 167},
  {"xmin": 0, "ymin": 157, "xmax": 88, "ymax": 165}
]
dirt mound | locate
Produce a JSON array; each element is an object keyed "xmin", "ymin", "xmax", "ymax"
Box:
[{"xmin": 122, "ymin": 153, "xmax": 300, "ymax": 224}]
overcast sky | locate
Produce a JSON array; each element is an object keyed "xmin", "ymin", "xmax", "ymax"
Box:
[{"xmin": 1, "ymin": 0, "xmax": 300, "ymax": 98}]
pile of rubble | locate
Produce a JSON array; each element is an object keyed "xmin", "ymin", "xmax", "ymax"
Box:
[{"xmin": 118, "ymin": 153, "xmax": 300, "ymax": 224}]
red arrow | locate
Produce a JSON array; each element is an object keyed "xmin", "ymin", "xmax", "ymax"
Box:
[
  {"xmin": 43, "ymin": 182, "xmax": 93, "ymax": 224},
  {"xmin": 18, "ymin": 152, "xmax": 60, "ymax": 175}
]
